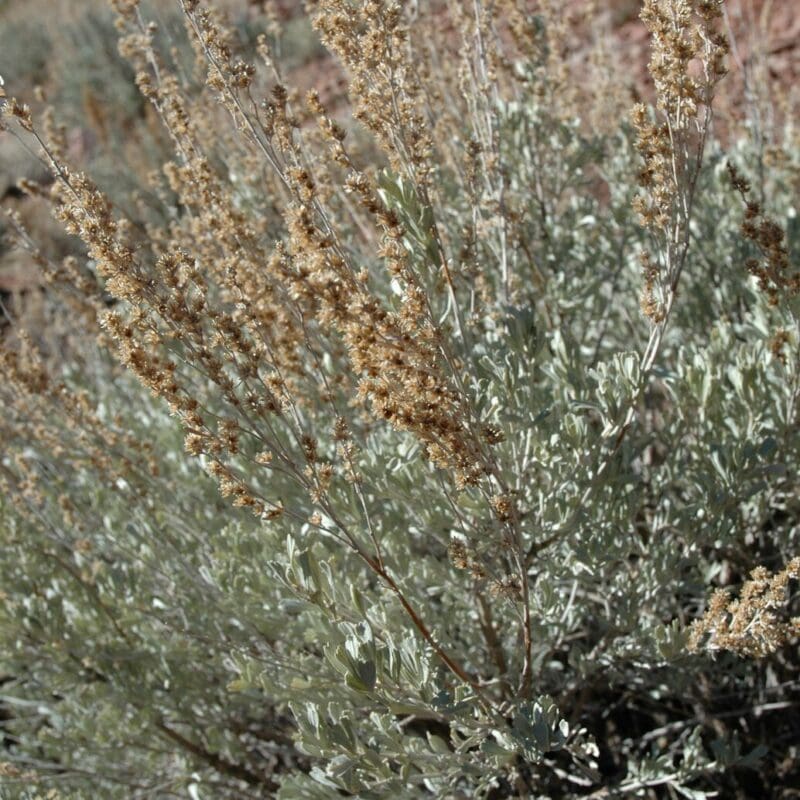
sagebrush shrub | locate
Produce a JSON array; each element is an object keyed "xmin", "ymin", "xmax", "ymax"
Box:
[{"xmin": 1, "ymin": 0, "xmax": 799, "ymax": 797}]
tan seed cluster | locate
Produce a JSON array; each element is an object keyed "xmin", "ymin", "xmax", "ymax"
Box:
[
  {"xmin": 688, "ymin": 558, "xmax": 800, "ymax": 658},
  {"xmin": 727, "ymin": 162, "xmax": 799, "ymax": 307},
  {"xmin": 632, "ymin": 0, "xmax": 728, "ymax": 323}
]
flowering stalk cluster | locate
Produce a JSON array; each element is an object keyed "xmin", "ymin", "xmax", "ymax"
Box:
[
  {"xmin": 632, "ymin": 0, "xmax": 728, "ymax": 323},
  {"xmin": 727, "ymin": 161, "xmax": 799, "ymax": 308},
  {"xmin": 689, "ymin": 558, "xmax": 800, "ymax": 657}
]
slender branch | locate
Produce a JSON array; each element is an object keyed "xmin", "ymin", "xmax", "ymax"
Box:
[{"xmin": 156, "ymin": 719, "xmax": 276, "ymax": 791}]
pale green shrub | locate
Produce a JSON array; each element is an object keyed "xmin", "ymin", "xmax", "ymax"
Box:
[{"xmin": 1, "ymin": 1, "xmax": 799, "ymax": 797}]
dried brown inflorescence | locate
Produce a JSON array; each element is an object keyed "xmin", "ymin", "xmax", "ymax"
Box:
[
  {"xmin": 632, "ymin": 0, "xmax": 728, "ymax": 324},
  {"xmin": 0, "ymin": 331, "xmax": 160, "ymax": 534},
  {"xmin": 727, "ymin": 161, "xmax": 799, "ymax": 307},
  {"xmin": 689, "ymin": 557, "xmax": 800, "ymax": 658}
]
